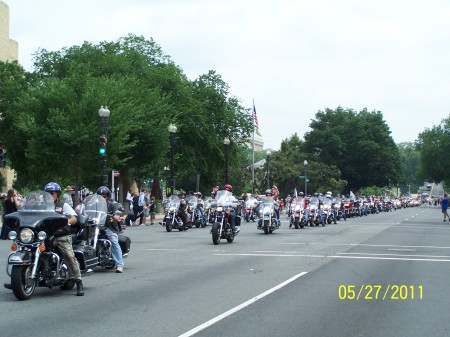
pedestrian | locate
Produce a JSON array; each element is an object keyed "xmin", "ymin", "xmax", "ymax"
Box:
[
  {"xmin": 149, "ymin": 196, "xmax": 155, "ymax": 225},
  {"xmin": 138, "ymin": 188, "xmax": 147, "ymax": 226},
  {"xmin": 1, "ymin": 189, "xmax": 20, "ymax": 240},
  {"xmin": 441, "ymin": 193, "xmax": 449, "ymax": 222},
  {"xmin": 62, "ymin": 185, "xmax": 75, "ymax": 207}
]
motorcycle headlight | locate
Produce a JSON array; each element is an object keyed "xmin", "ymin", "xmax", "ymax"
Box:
[
  {"xmin": 217, "ymin": 207, "xmax": 223, "ymax": 212},
  {"xmin": 20, "ymin": 228, "xmax": 34, "ymax": 244},
  {"xmin": 169, "ymin": 207, "xmax": 174, "ymax": 212},
  {"xmin": 8, "ymin": 231, "xmax": 17, "ymax": 240},
  {"xmin": 263, "ymin": 206, "xmax": 271, "ymax": 214},
  {"xmin": 37, "ymin": 231, "xmax": 47, "ymax": 241}
]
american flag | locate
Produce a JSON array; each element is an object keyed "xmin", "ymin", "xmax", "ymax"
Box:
[{"xmin": 253, "ymin": 102, "xmax": 261, "ymax": 136}]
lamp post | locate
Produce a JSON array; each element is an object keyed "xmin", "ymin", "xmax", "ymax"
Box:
[
  {"xmin": 223, "ymin": 138, "xmax": 230, "ymax": 184},
  {"xmin": 266, "ymin": 150, "xmax": 271, "ymax": 190},
  {"xmin": 304, "ymin": 160, "xmax": 308, "ymax": 196},
  {"xmin": 168, "ymin": 123, "xmax": 177, "ymax": 195},
  {"xmin": 98, "ymin": 106, "xmax": 110, "ymax": 187}
]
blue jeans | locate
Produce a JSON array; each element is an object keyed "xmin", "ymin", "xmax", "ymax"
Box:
[{"xmin": 105, "ymin": 228, "xmax": 124, "ymax": 268}]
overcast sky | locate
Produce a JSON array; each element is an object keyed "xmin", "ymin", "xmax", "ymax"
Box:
[{"xmin": 5, "ymin": 0, "xmax": 450, "ymax": 150}]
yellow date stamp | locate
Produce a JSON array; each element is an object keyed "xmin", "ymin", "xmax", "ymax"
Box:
[{"xmin": 338, "ymin": 285, "xmax": 423, "ymax": 300}]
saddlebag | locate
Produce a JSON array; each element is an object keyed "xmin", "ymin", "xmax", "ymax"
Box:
[{"xmin": 118, "ymin": 235, "xmax": 131, "ymax": 254}]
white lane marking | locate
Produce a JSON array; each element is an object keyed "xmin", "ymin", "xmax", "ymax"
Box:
[
  {"xmin": 214, "ymin": 253, "xmax": 450, "ymax": 262},
  {"xmin": 341, "ymin": 252, "xmax": 450, "ymax": 258},
  {"xmin": 178, "ymin": 271, "xmax": 308, "ymax": 337},
  {"xmin": 387, "ymin": 248, "xmax": 416, "ymax": 251},
  {"xmin": 281, "ymin": 243, "xmax": 450, "ymax": 249}
]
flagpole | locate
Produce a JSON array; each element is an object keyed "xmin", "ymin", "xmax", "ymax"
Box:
[{"xmin": 252, "ymin": 122, "xmax": 255, "ymax": 195}]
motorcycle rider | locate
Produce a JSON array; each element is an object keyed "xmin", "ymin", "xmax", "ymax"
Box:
[
  {"xmin": 97, "ymin": 186, "xmax": 125, "ymax": 273},
  {"xmin": 223, "ymin": 184, "xmax": 237, "ymax": 235},
  {"xmin": 195, "ymin": 192, "xmax": 205, "ymax": 227},
  {"xmin": 326, "ymin": 191, "xmax": 337, "ymax": 224},
  {"xmin": 4, "ymin": 182, "xmax": 85, "ymax": 296},
  {"xmin": 178, "ymin": 191, "xmax": 191, "ymax": 228}
]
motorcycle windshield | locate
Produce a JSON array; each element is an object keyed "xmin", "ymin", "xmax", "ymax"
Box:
[
  {"xmin": 214, "ymin": 190, "xmax": 234, "ymax": 207},
  {"xmin": 187, "ymin": 196, "xmax": 198, "ymax": 207},
  {"xmin": 309, "ymin": 198, "xmax": 319, "ymax": 206},
  {"xmin": 260, "ymin": 197, "xmax": 275, "ymax": 209},
  {"xmin": 167, "ymin": 195, "xmax": 181, "ymax": 210},
  {"xmin": 5, "ymin": 191, "xmax": 66, "ymax": 228},
  {"xmin": 83, "ymin": 194, "xmax": 108, "ymax": 226},
  {"xmin": 245, "ymin": 197, "xmax": 256, "ymax": 208}
]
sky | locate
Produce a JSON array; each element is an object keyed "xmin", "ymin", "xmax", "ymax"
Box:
[{"xmin": 4, "ymin": 0, "xmax": 450, "ymax": 150}]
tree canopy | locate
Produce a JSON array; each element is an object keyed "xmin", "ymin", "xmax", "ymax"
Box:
[
  {"xmin": 303, "ymin": 107, "xmax": 403, "ymax": 192},
  {"xmin": 0, "ymin": 34, "xmax": 253, "ymax": 193}
]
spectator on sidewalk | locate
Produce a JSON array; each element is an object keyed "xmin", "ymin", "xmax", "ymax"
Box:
[
  {"xmin": 1, "ymin": 189, "xmax": 20, "ymax": 240},
  {"xmin": 441, "ymin": 193, "xmax": 449, "ymax": 222}
]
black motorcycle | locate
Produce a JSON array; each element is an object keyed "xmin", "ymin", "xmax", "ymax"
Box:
[
  {"xmin": 210, "ymin": 190, "xmax": 241, "ymax": 245},
  {"xmin": 160, "ymin": 195, "xmax": 188, "ymax": 232},
  {"xmin": 82, "ymin": 194, "xmax": 130, "ymax": 269},
  {"xmin": 4, "ymin": 191, "xmax": 97, "ymax": 300}
]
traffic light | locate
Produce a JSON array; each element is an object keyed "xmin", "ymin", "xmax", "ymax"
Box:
[
  {"xmin": 99, "ymin": 136, "xmax": 106, "ymax": 155},
  {"xmin": 0, "ymin": 141, "xmax": 5, "ymax": 167}
]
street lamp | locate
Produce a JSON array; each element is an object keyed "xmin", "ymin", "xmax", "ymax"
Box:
[
  {"xmin": 304, "ymin": 159, "xmax": 308, "ymax": 196},
  {"xmin": 223, "ymin": 138, "xmax": 230, "ymax": 184},
  {"xmin": 98, "ymin": 106, "xmax": 110, "ymax": 187},
  {"xmin": 168, "ymin": 123, "xmax": 177, "ymax": 195},
  {"xmin": 266, "ymin": 150, "xmax": 272, "ymax": 190}
]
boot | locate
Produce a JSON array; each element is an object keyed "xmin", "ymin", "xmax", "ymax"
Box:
[
  {"xmin": 76, "ymin": 280, "xmax": 84, "ymax": 296},
  {"xmin": 4, "ymin": 283, "xmax": 12, "ymax": 290}
]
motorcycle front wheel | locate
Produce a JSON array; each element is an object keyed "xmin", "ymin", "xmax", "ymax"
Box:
[
  {"xmin": 212, "ymin": 222, "xmax": 221, "ymax": 245},
  {"xmin": 264, "ymin": 220, "xmax": 270, "ymax": 235},
  {"xmin": 11, "ymin": 265, "xmax": 36, "ymax": 301},
  {"xmin": 165, "ymin": 217, "xmax": 173, "ymax": 232}
]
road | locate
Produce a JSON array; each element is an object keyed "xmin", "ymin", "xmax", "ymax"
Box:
[{"xmin": 0, "ymin": 205, "xmax": 449, "ymax": 337}]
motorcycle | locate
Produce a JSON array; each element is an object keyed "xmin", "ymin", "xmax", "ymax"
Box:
[
  {"xmin": 289, "ymin": 197, "xmax": 306, "ymax": 229},
  {"xmin": 82, "ymin": 194, "xmax": 130, "ymax": 269},
  {"xmin": 187, "ymin": 195, "xmax": 202, "ymax": 228},
  {"xmin": 4, "ymin": 191, "xmax": 96, "ymax": 300},
  {"xmin": 257, "ymin": 197, "xmax": 280, "ymax": 234},
  {"xmin": 307, "ymin": 197, "xmax": 322, "ymax": 226},
  {"xmin": 322, "ymin": 198, "xmax": 335, "ymax": 224},
  {"xmin": 161, "ymin": 195, "xmax": 187, "ymax": 232},
  {"xmin": 210, "ymin": 190, "xmax": 240, "ymax": 245},
  {"xmin": 244, "ymin": 196, "xmax": 258, "ymax": 222}
]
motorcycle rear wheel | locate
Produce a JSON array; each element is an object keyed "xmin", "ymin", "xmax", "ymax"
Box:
[
  {"xmin": 11, "ymin": 265, "xmax": 36, "ymax": 301},
  {"xmin": 212, "ymin": 222, "xmax": 221, "ymax": 245}
]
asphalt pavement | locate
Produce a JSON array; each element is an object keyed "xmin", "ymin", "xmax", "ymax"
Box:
[{"xmin": 1, "ymin": 205, "xmax": 449, "ymax": 337}]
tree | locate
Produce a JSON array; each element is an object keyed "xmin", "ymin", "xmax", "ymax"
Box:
[
  {"xmin": 397, "ymin": 142, "xmax": 421, "ymax": 195},
  {"xmin": 0, "ymin": 35, "xmax": 253, "ymax": 195},
  {"xmin": 415, "ymin": 117, "xmax": 450, "ymax": 186},
  {"xmin": 303, "ymin": 107, "xmax": 402, "ymax": 191}
]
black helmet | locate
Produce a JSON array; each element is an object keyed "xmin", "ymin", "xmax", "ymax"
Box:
[{"xmin": 97, "ymin": 186, "xmax": 111, "ymax": 197}]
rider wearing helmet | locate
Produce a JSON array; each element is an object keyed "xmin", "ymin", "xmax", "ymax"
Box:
[
  {"xmin": 48, "ymin": 182, "xmax": 85, "ymax": 295},
  {"xmin": 177, "ymin": 191, "xmax": 190, "ymax": 228},
  {"xmin": 97, "ymin": 186, "xmax": 125, "ymax": 273},
  {"xmin": 223, "ymin": 184, "xmax": 238, "ymax": 235}
]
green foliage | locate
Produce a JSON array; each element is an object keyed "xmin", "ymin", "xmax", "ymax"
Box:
[
  {"xmin": 415, "ymin": 117, "xmax": 450, "ymax": 186},
  {"xmin": 397, "ymin": 142, "xmax": 421, "ymax": 186},
  {"xmin": 358, "ymin": 186, "xmax": 384, "ymax": 198},
  {"xmin": 303, "ymin": 107, "xmax": 403, "ymax": 191},
  {"xmin": 0, "ymin": 35, "xmax": 253, "ymax": 194}
]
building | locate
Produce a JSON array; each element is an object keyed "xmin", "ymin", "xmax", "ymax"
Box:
[{"xmin": 0, "ymin": 1, "xmax": 18, "ymax": 190}]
